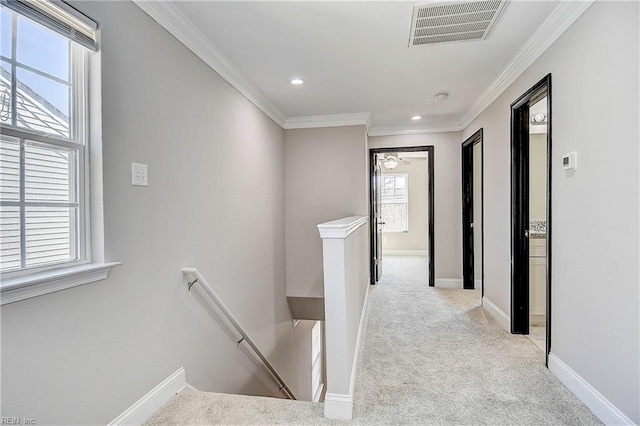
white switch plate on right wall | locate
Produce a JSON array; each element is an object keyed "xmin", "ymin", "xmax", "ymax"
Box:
[
  {"xmin": 562, "ymin": 152, "xmax": 577, "ymax": 172},
  {"xmin": 132, "ymin": 162, "xmax": 148, "ymax": 186}
]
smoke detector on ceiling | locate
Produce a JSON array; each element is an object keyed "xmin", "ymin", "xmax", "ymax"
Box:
[{"xmin": 408, "ymin": 0, "xmax": 508, "ymax": 47}]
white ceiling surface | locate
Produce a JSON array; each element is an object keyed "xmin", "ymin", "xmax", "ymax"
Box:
[{"xmin": 170, "ymin": 1, "xmax": 559, "ymax": 133}]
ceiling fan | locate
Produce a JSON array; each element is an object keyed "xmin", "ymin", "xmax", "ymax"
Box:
[{"xmin": 378, "ymin": 153, "xmax": 410, "ymax": 170}]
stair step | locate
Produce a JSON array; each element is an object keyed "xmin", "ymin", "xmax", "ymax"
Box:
[{"xmin": 145, "ymin": 390, "xmax": 325, "ymax": 425}]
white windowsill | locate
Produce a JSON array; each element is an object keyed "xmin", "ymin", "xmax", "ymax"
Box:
[{"xmin": 0, "ymin": 262, "xmax": 121, "ymax": 305}]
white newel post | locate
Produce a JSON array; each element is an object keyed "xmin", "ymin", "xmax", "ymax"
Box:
[{"xmin": 317, "ymin": 215, "xmax": 370, "ymax": 420}]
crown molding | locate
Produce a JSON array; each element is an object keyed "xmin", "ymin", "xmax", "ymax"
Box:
[
  {"xmin": 459, "ymin": 0, "xmax": 595, "ymax": 129},
  {"xmin": 132, "ymin": 1, "xmax": 287, "ymax": 127},
  {"xmin": 134, "ymin": 0, "xmax": 594, "ymax": 136},
  {"xmin": 368, "ymin": 124, "xmax": 463, "ymax": 137},
  {"xmin": 284, "ymin": 113, "xmax": 371, "ymax": 130}
]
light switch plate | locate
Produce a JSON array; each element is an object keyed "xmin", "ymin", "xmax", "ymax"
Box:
[
  {"xmin": 562, "ymin": 151, "xmax": 577, "ymax": 171},
  {"xmin": 132, "ymin": 162, "xmax": 148, "ymax": 186}
]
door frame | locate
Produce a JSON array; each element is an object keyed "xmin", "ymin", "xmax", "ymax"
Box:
[
  {"xmin": 510, "ymin": 73, "xmax": 552, "ymax": 364},
  {"xmin": 461, "ymin": 129, "xmax": 483, "ymax": 292},
  {"xmin": 369, "ymin": 146, "xmax": 435, "ymax": 286},
  {"xmin": 372, "ymin": 161, "xmax": 383, "ymax": 283}
]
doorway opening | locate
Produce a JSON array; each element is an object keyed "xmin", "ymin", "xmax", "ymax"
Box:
[
  {"xmin": 510, "ymin": 74, "xmax": 552, "ymax": 364},
  {"xmin": 461, "ymin": 129, "xmax": 483, "ymax": 297},
  {"xmin": 369, "ymin": 146, "xmax": 434, "ymax": 286}
]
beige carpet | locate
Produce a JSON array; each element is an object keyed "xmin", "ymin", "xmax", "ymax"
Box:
[{"xmin": 146, "ymin": 256, "xmax": 601, "ymax": 425}]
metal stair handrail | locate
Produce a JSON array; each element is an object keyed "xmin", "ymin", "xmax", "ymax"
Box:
[{"xmin": 182, "ymin": 267, "xmax": 297, "ymax": 400}]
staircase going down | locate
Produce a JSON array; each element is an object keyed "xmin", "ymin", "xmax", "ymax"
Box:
[
  {"xmin": 145, "ymin": 256, "xmax": 601, "ymax": 426},
  {"xmin": 145, "ymin": 391, "xmax": 326, "ymax": 425}
]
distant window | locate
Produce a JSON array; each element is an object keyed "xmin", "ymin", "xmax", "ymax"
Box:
[
  {"xmin": 0, "ymin": 4, "xmax": 91, "ymax": 274},
  {"xmin": 381, "ymin": 173, "xmax": 408, "ymax": 233},
  {"xmin": 311, "ymin": 321, "xmax": 323, "ymax": 401}
]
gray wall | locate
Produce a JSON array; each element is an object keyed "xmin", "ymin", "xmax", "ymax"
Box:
[
  {"xmin": 1, "ymin": 2, "xmax": 314, "ymax": 423},
  {"xmin": 462, "ymin": 2, "xmax": 639, "ymax": 421},
  {"xmin": 284, "ymin": 126, "xmax": 369, "ymax": 298},
  {"xmin": 529, "ymin": 133, "xmax": 547, "ymax": 221},
  {"xmin": 369, "ymin": 132, "xmax": 462, "ymax": 279}
]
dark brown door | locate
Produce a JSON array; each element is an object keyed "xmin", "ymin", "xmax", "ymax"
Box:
[
  {"xmin": 462, "ymin": 133, "xmax": 478, "ymax": 290},
  {"xmin": 373, "ymin": 162, "xmax": 384, "ymax": 282},
  {"xmin": 511, "ymin": 96, "xmax": 531, "ymax": 335},
  {"xmin": 511, "ymin": 74, "xmax": 552, "ymax": 355}
]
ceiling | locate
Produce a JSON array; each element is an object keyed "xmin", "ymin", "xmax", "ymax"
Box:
[{"xmin": 135, "ymin": 1, "xmax": 586, "ymax": 135}]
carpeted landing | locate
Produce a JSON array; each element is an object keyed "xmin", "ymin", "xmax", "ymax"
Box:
[{"xmin": 146, "ymin": 256, "xmax": 601, "ymax": 425}]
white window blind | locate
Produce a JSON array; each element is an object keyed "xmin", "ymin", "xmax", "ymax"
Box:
[
  {"xmin": 381, "ymin": 173, "xmax": 408, "ymax": 233},
  {"xmin": 1, "ymin": 0, "xmax": 98, "ymax": 51}
]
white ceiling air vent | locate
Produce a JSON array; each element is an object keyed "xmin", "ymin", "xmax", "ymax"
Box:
[{"xmin": 408, "ymin": 1, "xmax": 507, "ymax": 47}]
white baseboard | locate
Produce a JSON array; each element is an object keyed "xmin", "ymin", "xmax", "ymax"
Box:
[
  {"xmin": 324, "ymin": 284, "xmax": 370, "ymax": 420},
  {"xmin": 383, "ymin": 250, "xmax": 428, "ymax": 256},
  {"xmin": 434, "ymin": 278, "xmax": 481, "ymax": 289},
  {"xmin": 184, "ymin": 383, "xmax": 199, "ymax": 392},
  {"xmin": 324, "ymin": 392, "xmax": 354, "ymax": 419},
  {"xmin": 530, "ymin": 313, "xmax": 546, "ymax": 325},
  {"xmin": 108, "ymin": 367, "xmax": 186, "ymax": 425},
  {"xmin": 435, "ymin": 278, "xmax": 462, "ymax": 288},
  {"xmin": 548, "ymin": 354, "xmax": 635, "ymax": 425},
  {"xmin": 482, "ymin": 296, "xmax": 510, "ymax": 331}
]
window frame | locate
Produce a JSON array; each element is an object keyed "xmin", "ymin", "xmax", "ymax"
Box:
[
  {"xmin": 0, "ymin": 15, "xmax": 89, "ymax": 277},
  {"xmin": 381, "ymin": 172, "xmax": 409, "ymax": 233},
  {"xmin": 0, "ymin": 3, "xmax": 118, "ymax": 305}
]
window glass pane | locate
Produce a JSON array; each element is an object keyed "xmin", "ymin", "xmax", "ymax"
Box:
[
  {"xmin": 0, "ymin": 206, "xmax": 21, "ymax": 272},
  {"xmin": 25, "ymin": 206, "xmax": 76, "ymax": 268},
  {"xmin": 382, "ymin": 203, "xmax": 408, "ymax": 233},
  {"xmin": 1, "ymin": 7, "xmax": 11, "ymax": 58},
  {"xmin": 0, "ymin": 136, "xmax": 20, "ymax": 201},
  {"xmin": 382, "ymin": 176, "xmax": 395, "ymax": 198},
  {"xmin": 16, "ymin": 67, "xmax": 70, "ymax": 138},
  {"xmin": 381, "ymin": 173, "xmax": 408, "ymax": 232},
  {"xmin": 381, "ymin": 173, "xmax": 408, "ymax": 204},
  {"xmin": 0, "ymin": 7, "xmax": 87, "ymax": 274},
  {"xmin": 1, "ymin": 60, "xmax": 11, "ymax": 126},
  {"xmin": 25, "ymin": 142, "xmax": 76, "ymax": 202},
  {"xmin": 16, "ymin": 14, "xmax": 70, "ymax": 81}
]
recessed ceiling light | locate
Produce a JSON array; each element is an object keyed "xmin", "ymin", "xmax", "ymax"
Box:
[
  {"xmin": 291, "ymin": 79, "xmax": 304, "ymax": 85},
  {"xmin": 435, "ymin": 92, "xmax": 449, "ymax": 102},
  {"xmin": 411, "ymin": 115, "xmax": 422, "ymax": 120}
]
